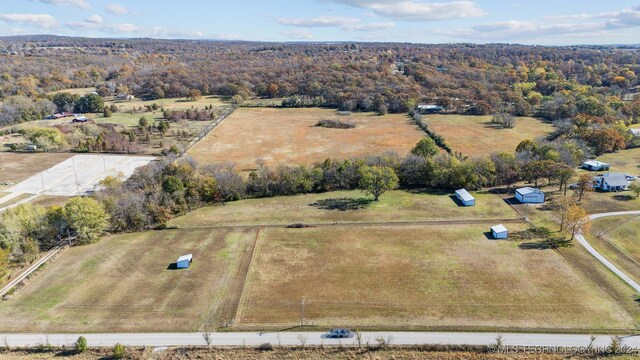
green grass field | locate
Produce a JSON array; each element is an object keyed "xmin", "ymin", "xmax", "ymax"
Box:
[
  {"xmin": 236, "ymin": 223, "xmax": 634, "ymax": 331},
  {"xmin": 169, "ymin": 190, "xmax": 520, "ymax": 228},
  {"xmin": 424, "ymin": 114, "xmax": 554, "ymax": 157},
  {"xmin": 592, "ymin": 148, "xmax": 640, "ymax": 176},
  {"xmin": 586, "ymin": 215, "xmax": 640, "ymax": 285},
  {"xmin": 0, "ymin": 228, "xmax": 255, "ymax": 332},
  {"xmin": 105, "ymin": 95, "xmax": 225, "ymax": 112}
]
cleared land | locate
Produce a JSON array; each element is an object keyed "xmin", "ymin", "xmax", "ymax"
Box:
[
  {"xmin": 6, "ymin": 154, "xmax": 155, "ymax": 196},
  {"xmin": 0, "ymin": 227, "xmax": 256, "ymax": 332},
  {"xmin": 587, "ymin": 215, "xmax": 640, "ymax": 285},
  {"xmin": 105, "ymin": 95, "xmax": 225, "ymax": 113},
  {"xmin": 187, "ymin": 108, "xmax": 424, "ymax": 170},
  {"xmin": 0, "ymin": 153, "xmax": 73, "ymax": 189},
  {"xmin": 236, "ymin": 223, "xmax": 633, "ymax": 331},
  {"xmin": 425, "ymin": 115, "xmax": 554, "ymax": 157},
  {"xmin": 48, "ymin": 87, "xmax": 96, "ymax": 96},
  {"xmin": 169, "ymin": 190, "xmax": 520, "ymax": 228}
]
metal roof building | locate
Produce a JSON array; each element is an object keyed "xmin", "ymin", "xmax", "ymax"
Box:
[
  {"xmin": 176, "ymin": 254, "xmax": 193, "ymax": 269},
  {"xmin": 582, "ymin": 160, "xmax": 610, "ymax": 171},
  {"xmin": 491, "ymin": 224, "xmax": 508, "ymax": 239},
  {"xmin": 515, "ymin": 187, "xmax": 545, "ymax": 204},
  {"xmin": 454, "ymin": 188, "xmax": 475, "ymax": 206}
]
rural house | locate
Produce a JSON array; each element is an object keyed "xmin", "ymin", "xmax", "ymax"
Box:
[
  {"xmin": 582, "ymin": 160, "xmax": 610, "ymax": 171},
  {"xmin": 176, "ymin": 254, "xmax": 193, "ymax": 269},
  {"xmin": 515, "ymin": 187, "xmax": 545, "ymax": 204},
  {"xmin": 491, "ymin": 224, "xmax": 508, "ymax": 239},
  {"xmin": 455, "ymin": 188, "xmax": 475, "ymax": 206},
  {"xmin": 592, "ymin": 173, "xmax": 630, "ymax": 192},
  {"xmin": 416, "ymin": 104, "xmax": 443, "ymax": 114},
  {"xmin": 629, "ymin": 128, "xmax": 640, "ymax": 137}
]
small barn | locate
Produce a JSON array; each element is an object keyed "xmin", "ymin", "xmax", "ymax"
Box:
[
  {"xmin": 176, "ymin": 254, "xmax": 193, "ymax": 269},
  {"xmin": 582, "ymin": 160, "xmax": 610, "ymax": 171},
  {"xmin": 491, "ymin": 224, "xmax": 508, "ymax": 239},
  {"xmin": 515, "ymin": 187, "xmax": 545, "ymax": 204},
  {"xmin": 416, "ymin": 104, "xmax": 443, "ymax": 114},
  {"xmin": 629, "ymin": 129, "xmax": 640, "ymax": 137},
  {"xmin": 455, "ymin": 188, "xmax": 475, "ymax": 206},
  {"xmin": 72, "ymin": 116, "xmax": 89, "ymax": 123}
]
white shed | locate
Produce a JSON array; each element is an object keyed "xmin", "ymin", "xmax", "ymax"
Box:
[
  {"xmin": 582, "ymin": 160, "xmax": 610, "ymax": 171},
  {"xmin": 491, "ymin": 224, "xmax": 508, "ymax": 239},
  {"xmin": 455, "ymin": 188, "xmax": 475, "ymax": 206},
  {"xmin": 515, "ymin": 187, "xmax": 545, "ymax": 204},
  {"xmin": 176, "ymin": 254, "xmax": 193, "ymax": 269}
]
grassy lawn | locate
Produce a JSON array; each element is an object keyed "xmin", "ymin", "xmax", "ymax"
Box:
[
  {"xmin": 0, "ymin": 228, "xmax": 256, "ymax": 332},
  {"xmin": 105, "ymin": 96, "xmax": 225, "ymax": 112},
  {"xmin": 586, "ymin": 215, "xmax": 640, "ymax": 285},
  {"xmin": 169, "ymin": 190, "xmax": 520, "ymax": 228},
  {"xmin": 236, "ymin": 223, "xmax": 634, "ymax": 331},
  {"xmin": 425, "ymin": 115, "xmax": 554, "ymax": 157},
  {"xmin": 187, "ymin": 108, "xmax": 425, "ymax": 171},
  {"xmin": 30, "ymin": 195, "xmax": 69, "ymax": 208},
  {"xmin": 593, "ymin": 147, "xmax": 640, "ymax": 176},
  {"xmin": 0, "ymin": 193, "xmax": 33, "ymax": 208},
  {"xmin": 47, "ymin": 87, "xmax": 96, "ymax": 96}
]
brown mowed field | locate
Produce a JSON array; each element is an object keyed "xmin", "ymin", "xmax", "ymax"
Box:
[
  {"xmin": 236, "ymin": 224, "xmax": 634, "ymax": 332},
  {"xmin": 0, "ymin": 228, "xmax": 256, "ymax": 332},
  {"xmin": 425, "ymin": 115, "xmax": 554, "ymax": 157},
  {"xmin": 187, "ymin": 108, "xmax": 424, "ymax": 170},
  {"xmin": 0, "ymin": 152, "xmax": 73, "ymax": 185}
]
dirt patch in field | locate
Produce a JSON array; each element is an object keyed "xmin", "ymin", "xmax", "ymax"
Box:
[
  {"xmin": 0, "ymin": 152, "xmax": 73, "ymax": 185},
  {"xmin": 187, "ymin": 108, "xmax": 424, "ymax": 170}
]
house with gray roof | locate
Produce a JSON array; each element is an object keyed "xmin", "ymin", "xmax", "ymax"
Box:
[{"xmin": 593, "ymin": 173, "xmax": 630, "ymax": 192}]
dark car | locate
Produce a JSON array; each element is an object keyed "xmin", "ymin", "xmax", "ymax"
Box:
[{"xmin": 325, "ymin": 328, "xmax": 354, "ymax": 338}]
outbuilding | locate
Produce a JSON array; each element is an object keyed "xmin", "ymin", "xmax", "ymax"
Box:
[
  {"xmin": 592, "ymin": 173, "xmax": 630, "ymax": 192},
  {"xmin": 176, "ymin": 254, "xmax": 193, "ymax": 269},
  {"xmin": 491, "ymin": 224, "xmax": 508, "ymax": 239},
  {"xmin": 455, "ymin": 188, "xmax": 475, "ymax": 206},
  {"xmin": 582, "ymin": 160, "xmax": 610, "ymax": 171},
  {"xmin": 515, "ymin": 187, "xmax": 545, "ymax": 204}
]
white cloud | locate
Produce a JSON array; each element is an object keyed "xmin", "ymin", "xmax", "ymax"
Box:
[
  {"xmin": 85, "ymin": 14, "xmax": 103, "ymax": 25},
  {"xmin": 105, "ymin": 3, "xmax": 129, "ymax": 15},
  {"xmin": 0, "ymin": 13, "xmax": 58, "ymax": 29},
  {"xmin": 352, "ymin": 22, "xmax": 395, "ymax": 31},
  {"xmin": 328, "ymin": 0, "xmax": 486, "ymax": 21},
  {"xmin": 278, "ymin": 16, "xmax": 395, "ymax": 32},
  {"xmin": 34, "ymin": 0, "xmax": 89, "ymax": 8},
  {"xmin": 278, "ymin": 16, "xmax": 360, "ymax": 28},
  {"xmin": 282, "ymin": 30, "xmax": 314, "ymax": 39}
]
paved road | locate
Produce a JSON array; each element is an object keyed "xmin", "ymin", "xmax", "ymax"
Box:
[
  {"xmin": 574, "ymin": 210, "xmax": 640, "ymax": 293},
  {"xmin": 1, "ymin": 331, "xmax": 640, "ymax": 347}
]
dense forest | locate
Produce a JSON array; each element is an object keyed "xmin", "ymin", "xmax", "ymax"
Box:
[{"xmin": 0, "ymin": 36, "xmax": 639, "ymax": 155}]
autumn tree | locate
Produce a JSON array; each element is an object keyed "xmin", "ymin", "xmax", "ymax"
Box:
[
  {"xmin": 551, "ymin": 196, "xmax": 574, "ymax": 231},
  {"xmin": 629, "ymin": 181, "xmax": 640, "ymax": 198},
  {"xmin": 574, "ymin": 173, "xmax": 594, "ymax": 202},
  {"xmin": 565, "ymin": 205, "xmax": 591, "ymax": 240},
  {"xmin": 411, "ymin": 138, "xmax": 439, "ymax": 157},
  {"xmin": 358, "ymin": 165, "xmax": 399, "ymax": 201},
  {"xmin": 64, "ymin": 197, "xmax": 110, "ymax": 245},
  {"xmin": 188, "ymin": 89, "xmax": 202, "ymax": 101}
]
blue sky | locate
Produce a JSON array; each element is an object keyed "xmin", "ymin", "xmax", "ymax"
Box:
[{"xmin": 1, "ymin": 1, "xmax": 639, "ymax": 45}]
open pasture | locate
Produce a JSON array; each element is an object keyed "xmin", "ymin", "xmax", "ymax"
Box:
[
  {"xmin": 424, "ymin": 114, "xmax": 554, "ymax": 157},
  {"xmin": 236, "ymin": 223, "xmax": 634, "ymax": 331},
  {"xmin": 186, "ymin": 108, "xmax": 425, "ymax": 170},
  {"xmin": 169, "ymin": 190, "xmax": 520, "ymax": 228},
  {"xmin": 586, "ymin": 215, "xmax": 640, "ymax": 285},
  {"xmin": 0, "ymin": 227, "xmax": 256, "ymax": 332}
]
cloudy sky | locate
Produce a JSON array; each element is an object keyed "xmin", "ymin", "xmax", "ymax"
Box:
[{"xmin": 1, "ymin": 0, "xmax": 639, "ymax": 45}]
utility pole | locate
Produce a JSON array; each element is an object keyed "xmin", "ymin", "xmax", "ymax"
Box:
[
  {"xmin": 40, "ymin": 172, "xmax": 45, "ymax": 192},
  {"xmin": 103, "ymin": 156, "xmax": 107, "ymax": 173},
  {"xmin": 72, "ymin": 156, "xmax": 80, "ymax": 190},
  {"xmin": 300, "ymin": 299, "xmax": 305, "ymax": 327}
]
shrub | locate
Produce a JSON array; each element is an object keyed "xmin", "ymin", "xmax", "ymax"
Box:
[
  {"xmin": 75, "ymin": 336, "xmax": 87, "ymax": 353},
  {"xmin": 316, "ymin": 119, "xmax": 355, "ymax": 129},
  {"xmin": 113, "ymin": 343, "xmax": 125, "ymax": 358}
]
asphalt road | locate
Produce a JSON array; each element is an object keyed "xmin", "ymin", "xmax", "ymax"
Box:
[
  {"xmin": 2, "ymin": 331, "xmax": 640, "ymax": 348},
  {"xmin": 574, "ymin": 210, "xmax": 640, "ymax": 293}
]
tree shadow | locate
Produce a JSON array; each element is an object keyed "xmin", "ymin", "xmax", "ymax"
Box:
[
  {"xmin": 614, "ymin": 195, "xmax": 635, "ymax": 201},
  {"xmin": 309, "ymin": 197, "xmax": 373, "ymax": 211},
  {"xmin": 519, "ymin": 238, "xmax": 572, "ymax": 250}
]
